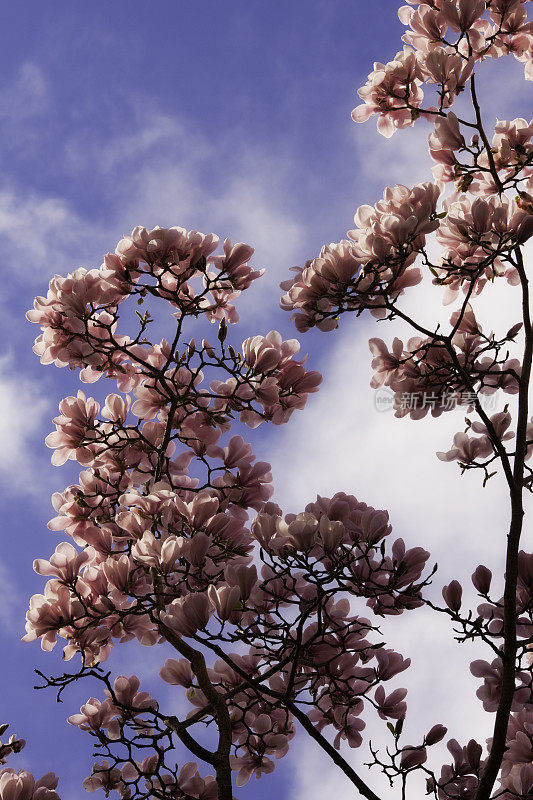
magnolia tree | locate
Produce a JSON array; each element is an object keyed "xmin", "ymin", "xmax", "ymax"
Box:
[{"xmin": 3, "ymin": 0, "xmax": 532, "ymax": 799}]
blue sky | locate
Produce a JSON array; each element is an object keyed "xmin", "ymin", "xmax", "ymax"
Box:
[{"xmin": 0, "ymin": 2, "xmax": 531, "ymax": 799}]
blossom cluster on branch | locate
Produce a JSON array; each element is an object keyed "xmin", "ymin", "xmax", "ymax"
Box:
[
  {"xmin": 352, "ymin": 0, "xmax": 532, "ymax": 138},
  {"xmin": 23, "ymin": 227, "xmax": 434, "ymax": 799},
  {"xmin": 0, "ymin": 724, "xmax": 59, "ymax": 800}
]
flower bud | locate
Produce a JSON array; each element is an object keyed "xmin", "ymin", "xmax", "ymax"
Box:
[
  {"xmin": 472, "ymin": 565, "xmax": 492, "ymax": 594},
  {"xmin": 425, "ymin": 724, "xmax": 447, "ymax": 745},
  {"xmin": 400, "ymin": 746, "xmax": 427, "ymax": 769},
  {"xmin": 442, "ymin": 580, "xmax": 462, "ymax": 612}
]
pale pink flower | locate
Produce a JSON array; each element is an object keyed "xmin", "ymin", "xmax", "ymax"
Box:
[
  {"xmin": 491, "ymin": 117, "xmax": 533, "ymax": 175},
  {"xmin": 400, "ymin": 4, "xmax": 448, "ymax": 53},
  {"xmin": 162, "ymin": 593, "xmax": 211, "ymax": 637},
  {"xmin": 115, "ymin": 225, "xmax": 219, "ymax": 269},
  {"xmin": 426, "ymin": 724, "xmax": 448, "ymax": 745},
  {"xmin": 177, "ymin": 763, "xmax": 217, "ymax": 800},
  {"xmin": 374, "ymin": 686, "xmax": 407, "ymax": 719},
  {"xmin": 67, "ymin": 697, "xmax": 116, "ymax": 733},
  {"xmin": 45, "ymin": 391, "xmax": 100, "ymax": 466},
  {"xmin": 82, "ymin": 761, "xmax": 126, "ymax": 795},
  {"xmin": 229, "ymin": 752, "xmax": 275, "ymax": 787},
  {"xmin": 23, "ymin": 584, "xmax": 85, "ymax": 651},
  {"xmin": 208, "ymin": 584, "xmax": 241, "ymax": 620},
  {"xmin": 110, "ymin": 674, "xmax": 155, "ymax": 710},
  {"xmin": 442, "ymin": 579, "xmax": 462, "ymax": 611},
  {"xmin": 159, "ymin": 658, "xmax": 194, "ymax": 687},
  {"xmin": 470, "ymin": 658, "xmax": 530, "ymax": 712},
  {"xmin": 421, "ymin": 48, "xmax": 474, "ymax": 106},
  {"xmin": 428, "ymin": 112, "xmax": 464, "ymax": 163},
  {"xmin": 440, "ymin": 0, "xmax": 487, "ymax": 33},
  {"xmin": 224, "ymin": 564, "xmax": 258, "ymax": 602},
  {"xmin": 101, "ymin": 393, "xmax": 131, "ymax": 423},
  {"xmin": 472, "ymin": 564, "xmax": 492, "ymax": 594},
  {"xmin": 33, "ymin": 542, "xmax": 92, "ymax": 582},
  {"xmin": 208, "ymin": 238, "xmax": 264, "ymax": 290},
  {"xmin": 352, "ymin": 47, "xmax": 424, "ymax": 137},
  {"xmin": 437, "ymin": 431, "xmax": 493, "ymax": 463},
  {"xmin": 242, "ymin": 331, "xmax": 300, "ymax": 373},
  {"xmin": 0, "ymin": 770, "xmax": 60, "ymax": 800},
  {"xmin": 400, "ymin": 745, "xmax": 427, "ymax": 769}
]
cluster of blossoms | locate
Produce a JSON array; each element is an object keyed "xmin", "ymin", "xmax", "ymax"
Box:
[
  {"xmin": 281, "ymin": 177, "xmax": 532, "ymax": 332},
  {"xmin": 430, "ymin": 552, "xmax": 533, "ymax": 798},
  {"xmin": 363, "ymin": 546, "xmax": 533, "ymax": 797},
  {"xmin": 0, "ymin": 726, "xmax": 25, "ymax": 767},
  {"xmin": 434, "ymin": 192, "xmax": 533, "ymax": 302},
  {"xmin": 25, "ymin": 227, "xmax": 435, "ymax": 798},
  {"xmin": 0, "ymin": 771, "xmax": 60, "ymax": 800},
  {"xmin": 369, "ymin": 304, "xmax": 521, "ymax": 421},
  {"xmin": 23, "ymin": 227, "xmax": 328, "ymax": 796},
  {"xmin": 280, "ymin": 182, "xmax": 440, "ymax": 331},
  {"xmin": 353, "ymin": 0, "xmax": 532, "ymax": 139},
  {"xmin": 437, "ymin": 401, "xmax": 533, "ymax": 475},
  {"xmin": 35, "ymin": 487, "xmax": 433, "ymax": 794},
  {"xmin": 82, "ymin": 757, "xmax": 218, "ymax": 799},
  {"xmin": 437, "ymin": 410, "xmax": 515, "ymax": 464},
  {"xmin": 0, "ymin": 725, "xmax": 60, "ymax": 800},
  {"xmin": 67, "ymin": 676, "xmax": 220, "ymax": 798},
  {"xmin": 28, "ymin": 225, "xmax": 264, "ymax": 382},
  {"xmin": 429, "ymin": 113, "xmax": 533, "ymax": 196}
]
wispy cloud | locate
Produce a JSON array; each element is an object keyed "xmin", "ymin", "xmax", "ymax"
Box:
[
  {"xmin": 0, "ymin": 62, "xmax": 49, "ymax": 123},
  {"xmin": 0, "ymin": 62, "xmax": 52, "ymax": 165},
  {"xmin": 0, "ymin": 558, "xmax": 21, "ymax": 634},
  {"xmin": 0, "ymin": 188, "xmax": 107, "ymax": 283},
  {"xmin": 86, "ymin": 113, "xmax": 306, "ymax": 320},
  {"xmin": 2, "ymin": 102, "xmax": 306, "ymax": 329},
  {"xmin": 351, "ymin": 120, "xmax": 434, "ymax": 192},
  {"xmin": 0, "ymin": 356, "xmax": 52, "ymax": 495}
]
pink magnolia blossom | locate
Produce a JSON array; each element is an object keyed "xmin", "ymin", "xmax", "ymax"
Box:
[
  {"xmin": 471, "ymin": 564, "xmax": 492, "ymax": 594},
  {"xmin": 208, "ymin": 238, "xmax": 264, "ymax": 291},
  {"xmin": 400, "ymin": 745, "xmax": 428, "ymax": 769},
  {"xmin": 0, "ymin": 770, "xmax": 60, "ymax": 800},
  {"xmin": 352, "ymin": 46, "xmax": 424, "ymax": 137},
  {"xmin": 400, "ymin": 4, "xmax": 449, "ymax": 53},
  {"xmin": 437, "ymin": 431, "xmax": 494, "ymax": 463},
  {"xmin": 45, "ymin": 391, "xmax": 100, "ymax": 466},
  {"xmin": 161, "ymin": 593, "xmax": 211, "ymax": 637},
  {"xmin": 159, "ymin": 658, "xmax": 194, "ymax": 687}
]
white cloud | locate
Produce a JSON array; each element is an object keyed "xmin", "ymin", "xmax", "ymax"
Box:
[
  {"xmin": 0, "ymin": 62, "xmax": 49, "ymax": 122},
  {"xmin": 0, "ymin": 357, "xmax": 52, "ymax": 495},
  {"xmin": 0, "ymin": 559, "xmax": 21, "ymax": 634},
  {"xmin": 102, "ymin": 117, "xmax": 306, "ymax": 322},
  {"xmin": 0, "ymin": 188, "xmax": 108, "ymax": 284},
  {"xmin": 0, "ymin": 63, "xmax": 51, "ymax": 164},
  {"xmin": 352, "ymin": 120, "xmax": 434, "ymax": 192},
  {"xmin": 2, "ymin": 108, "xmax": 305, "ymax": 332}
]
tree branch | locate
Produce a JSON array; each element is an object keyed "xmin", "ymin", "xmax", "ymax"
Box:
[{"xmin": 474, "ymin": 246, "xmax": 531, "ymax": 800}]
